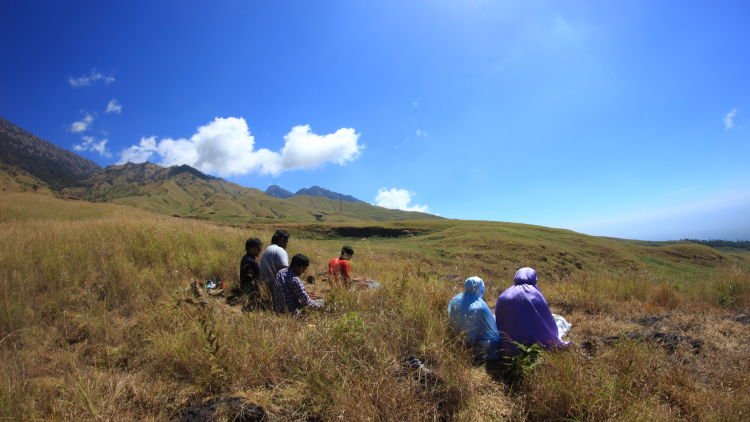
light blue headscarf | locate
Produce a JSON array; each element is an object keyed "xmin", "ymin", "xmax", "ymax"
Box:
[{"xmin": 448, "ymin": 277, "xmax": 501, "ymax": 360}]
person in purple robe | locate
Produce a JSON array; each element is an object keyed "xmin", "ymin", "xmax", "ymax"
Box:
[{"xmin": 495, "ymin": 267, "xmax": 570, "ymax": 355}]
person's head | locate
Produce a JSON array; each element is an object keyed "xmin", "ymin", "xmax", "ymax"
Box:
[
  {"xmin": 463, "ymin": 276, "xmax": 486, "ymax": 298},
  {"xmin": 271, "ymin": 230, "xmax": 290, "ymax": 249},
  {"xmin": 513, "ymin": 267, "xmax": 537, "ymax": 286},
  {"xmin": 340, "ymin": 245, "xmax": 354, "ymax": 260},
  {"xmin": 245, "ymin": 237, "xmax": 263, "ymax": 256},
  {"xmin": 290, "ymin": 253, "xmax": 310, "ymax": 275}
]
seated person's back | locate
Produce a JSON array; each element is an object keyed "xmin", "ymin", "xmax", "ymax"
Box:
[
  {"xmin": 239, "ymin": 237, "xmax": 263, "ymax": 294},
  {"xmin": 272, "ymin": 253, "xmax": 322, "ymax": 314},
  {"xmin": 495, "ymin": 267, "xmax": 568, "ymax": 355},
  {"xmin": 448, "ymin": 276, "xmax": 501, "ymax": 360},
  {"xmin": 328, "ymin": 245, "xmax": 354, "ymax": 286},
  {"xmin": 260, "ymin": 230, "xmax": 290, "ymax": 288}
]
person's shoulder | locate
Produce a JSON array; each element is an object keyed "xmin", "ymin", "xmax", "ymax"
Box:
[{"xmin": 266, "ymin": 244, "xmax": 285, "ymax": 256}]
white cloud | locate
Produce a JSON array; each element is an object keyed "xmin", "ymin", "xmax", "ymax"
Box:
[
  {"xmin": 374, "ymin": 188, "xmax": 429, "ymax": 213},
  {"xmin": 74, "ymin": 135, "xmax": 111, "ymax": 157},
  {"xmin": 70, "ymin": 114, "xmax": 94, "ymax": 133},
  {"xmin": 118, "ymin": 117, "xmax": 362, "ymax": 177},
  {"xmin": 106, "ymin": 99, "xmax": 123, "ymax": 114},
  {"xmin": 68, "ymin": 69, "xmax": 115, "ymax": 87},
  {"xmin": 724, "ymin": 108, "xmax": 737, "ymax": 130},
  {"xmin": 119, "ymin": 136, "xmax": 157, "ymax": 163},
  {"xmin": 279, "ymin": 125, "xmax": 362, "ymax": 172},
  {"xmin": 415, "ymin": 129, "xmax": 428, "ymax": 138}
]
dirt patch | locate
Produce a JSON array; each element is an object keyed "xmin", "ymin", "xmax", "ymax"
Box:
[
  {"xmin": 633, "ymin": 313, "xmax": 671, "ymax": 327},
  {"xmin": 332, "ymin": 226, "xmax": 423, "ymax": 238},
  {"xmin": 602, "ymin": 331, "xmax": 703, "ymax": 354},
  {"xmin": 174, "ymin": 396, "xmax": 266, "ymax": 422}
]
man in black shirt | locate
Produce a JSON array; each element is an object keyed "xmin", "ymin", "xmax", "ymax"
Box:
[{"xmin": 240, "ymin": 237, "xmax": 263, "ymax": 295}]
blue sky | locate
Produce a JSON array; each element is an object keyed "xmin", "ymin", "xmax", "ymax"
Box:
[{"xmin": 1, "ymin": 1, "xmax": 749, "ymax": 240}]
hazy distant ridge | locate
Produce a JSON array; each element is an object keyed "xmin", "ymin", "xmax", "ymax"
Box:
[{"xmin": 266, "ymin": 184, "xmax": 364, "ymax": 203}]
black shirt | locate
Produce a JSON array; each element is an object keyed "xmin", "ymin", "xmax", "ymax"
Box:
[{"xmin": 239, "ymin": 254, "xmax": 261, "ymax": 294}]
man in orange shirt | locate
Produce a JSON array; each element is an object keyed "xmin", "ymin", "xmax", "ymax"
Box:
[{"xmin": 328, "ymin": 246, "xmax": 354, "ymax": 287}]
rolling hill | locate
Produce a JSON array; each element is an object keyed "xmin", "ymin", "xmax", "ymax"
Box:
[
  {"xmin": 0, "ymin": 116, "xmax": 440, "ymax": 223},
  {"xmin": 59, "ymin": 162, "xmax": 439, "ymax": 223}
]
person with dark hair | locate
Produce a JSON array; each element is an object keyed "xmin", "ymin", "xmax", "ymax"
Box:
[
  {"xmin": 328, "ymin": 245, "xmax": 354, "ymax": 287},
  {"xmin": 272, "ymin": 253, "xmax": 323, "ymax": 314},
  {"xmin": 239, "ymin": 237, "xmax": 263, "ymax": 295},
  {"xmin": 259, "ymin": 230, "xmax": 290, "ymax": 290}
]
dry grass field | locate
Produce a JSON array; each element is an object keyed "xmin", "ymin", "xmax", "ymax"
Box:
[{"xmin": 1, "ymin": 192, "xmax": 749, "ymax": 421}]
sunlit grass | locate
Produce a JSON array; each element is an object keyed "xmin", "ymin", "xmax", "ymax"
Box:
[{"xmin": 1, "ymin": 192, "xmax": 749, "ymax": 420}]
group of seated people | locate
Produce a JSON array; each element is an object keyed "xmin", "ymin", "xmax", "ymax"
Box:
[
  {"xmin": 239, "ymin": 230, "xmax": 353, "ymax": 314},
  {"xmin": 239, "ymin": 230, "xmax": 571, "ymax": 356},
  {"xmin": 448, "ymin": 267, "xmax": 571, "ymax": 359}
]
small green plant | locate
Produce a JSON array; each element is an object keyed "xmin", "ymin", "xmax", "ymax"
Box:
[
  {"xmin": 330, "ymin": 311, "xmax": 368, "ymax": 348},
  {"xmin": 716, "ymin": 280, "xmax": 738, "ymax": 308},
  {"xmin": 197, "ymin": 305, "xmax": 227, "ymax": 390},
  {"xmin": 502, "ymin": 342, "xmax": 544, "ymax": 386}
]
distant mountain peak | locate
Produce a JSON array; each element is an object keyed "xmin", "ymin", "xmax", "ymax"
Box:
[
  {"xmin": 265, "ymin": 184, "xmax": 294, "ymax": 199},
  {"xmin": 265, "ymin": 184, "xmax": 364, "ymax": 203},
  {"xmin": 166, "ymin": 164, "xmax": 217, "ymax": 180},
  {"xmin": 90, "ymin": 162, "xmax": 216, "ymax": 185},
  {"xmin": 295, "ymin": 186, "xmax": 363, "ymax": 203}
]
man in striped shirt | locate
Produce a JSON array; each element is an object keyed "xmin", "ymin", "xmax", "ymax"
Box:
[{"xmin": 272, "ymin": 253, "xmax": 323, "ymax": 314}]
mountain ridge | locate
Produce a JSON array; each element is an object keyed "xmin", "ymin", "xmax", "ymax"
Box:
[
  {"xmin": 0, "ymin": 116, "xmax": 101, "ymax": 189},
  {"xmin": 0, "ymin": 116, "xmax": 439, "ymax": 223},
  {"xmin": 265, "ymin": 184, "xmax": 364, "ymax": 203}
]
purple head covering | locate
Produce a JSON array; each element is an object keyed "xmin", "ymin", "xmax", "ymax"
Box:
[
  {"xmin": 495, "ymin": 267, "xmax": 568, "ymax": 355},
  {"xmin": 514, "ymin": 267, "xmax": 537, "ymax": 285}
]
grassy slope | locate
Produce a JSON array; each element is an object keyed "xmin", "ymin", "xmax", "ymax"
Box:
[
  {"xmin": 69, "ymin": 168, "xmax": 440, "ymax": 224},
  {"xmin": 0, "ymin": 164, "xmax": 54, "ymax": 195},
  {"xmin": 1, "ymin": 192, "xmax": 749, "ymax": 421}
]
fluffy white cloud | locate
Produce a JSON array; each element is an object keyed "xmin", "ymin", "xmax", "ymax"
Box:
[
  {"xmin": 106, "ymin": 99, "xmax": 122, "ymax": 114},
  {"xmin": 118, "ymin": 117, "xmax": 362, "ymax": 177},
  {"xmin": 119, "ymin": 136, "xmax": 157, "ymax": 163},
  {"xmin": 74, "ymin": 135, "xmax": 111, "ymax": 157},
  {"xmin": 374, "ymin": 188, "xmax": 429, "ymax": 213},
  {"xmin": 68, "ymin": 69, "xmax": 115, "ymax": 87},
  {"xmin": 724, "ymin": 108, "xmax": 737, "ymax": 130},
  {"xmin": 279, "ymin": 125, "xmax": 362, "ymax": 171},
  {"xmin": 70, "ymin": 114, "xmax": 94, "ymax": 133}
]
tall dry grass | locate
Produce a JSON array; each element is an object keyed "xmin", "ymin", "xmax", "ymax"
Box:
[{"xmin": 1, "ymin": 193, "xmax": 749, "ymax": 421}]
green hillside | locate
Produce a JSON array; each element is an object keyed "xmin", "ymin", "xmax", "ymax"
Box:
[
  {"xmin": 61, "ymin": 162, "xmax": 441, "ymax": 223},
  {"xmin": 0, "ymin": 117, "xmax": 440, "ymax": 225}
]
